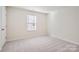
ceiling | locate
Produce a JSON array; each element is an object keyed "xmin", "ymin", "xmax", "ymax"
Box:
[{"xmin": 14, "ymin": 6, "xmax": 79, "ymax": 13}]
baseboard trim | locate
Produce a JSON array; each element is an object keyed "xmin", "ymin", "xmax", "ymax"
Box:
[
  {"xmin": 50, "ymin": 34, "xmax": 79, "ymax": 45},
  {"xmin": 7, "ymin": 34, "xmax": 48, "ymax": 42},
  {"xmin": 7, "ymin": 37, "xmax": 25, "ymax": 42}
]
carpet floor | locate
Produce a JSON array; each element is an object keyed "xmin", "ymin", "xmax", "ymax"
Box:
[{"xmin": 1, "ymin": 36, "xmax": 79, "ymax": 52}]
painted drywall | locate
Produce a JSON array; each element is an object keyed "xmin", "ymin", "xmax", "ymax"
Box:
[
  {"xmin": 48, "ymin": 7, "xmax": 79, "ymax": 44},
  {"xmin": 6, "ymin": 7, "xmax": 48, "ymax": 41}
]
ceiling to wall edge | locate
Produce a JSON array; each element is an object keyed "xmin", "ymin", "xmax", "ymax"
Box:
[{"xmin": 8, "ymin": 6, "xmax": 49, "ymax": 14}]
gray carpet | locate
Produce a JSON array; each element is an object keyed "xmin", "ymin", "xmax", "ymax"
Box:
[{"xmin": 1, "ymin": 36, "xmax": 79, "ymax": 52}]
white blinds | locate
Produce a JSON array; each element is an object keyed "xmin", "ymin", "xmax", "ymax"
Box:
[{"xmin": 27, "ymin": 15, "xmax": 36, "ymax": 31}]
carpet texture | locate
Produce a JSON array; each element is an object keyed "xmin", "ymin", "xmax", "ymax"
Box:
[{"xmin": 1, "ymin": 36, "xmax": 79, "ymax": 52}]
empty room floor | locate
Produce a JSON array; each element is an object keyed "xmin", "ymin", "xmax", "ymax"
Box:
[{"xmin": 1, "ymin": 36, "xmax": 79, "ymax": 52}]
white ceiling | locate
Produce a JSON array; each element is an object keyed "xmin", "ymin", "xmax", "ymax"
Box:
[{"xmin": 14, "ymin": 6, "xmax": 79, "ymax": 13}]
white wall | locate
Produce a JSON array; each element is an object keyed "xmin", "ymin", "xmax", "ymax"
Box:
[
  {"xmin": 7, "ymin": 7, "xmax": 48, "ymax": 41},
  {"xmin": 48, "ymin": 7, "xmax": 79, "ymax": 44}
]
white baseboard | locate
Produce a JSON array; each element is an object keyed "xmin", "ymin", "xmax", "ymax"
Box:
[
  {"xmin": 50, "ymin": 34, "xmax": 79, "ymax": 45},
  {"xmin": 7, "ymin": 34, "xmax": 48, "ymax": 42},
  {"xmin": 7, "ymin": 37, "xmax": 25, "ymax": 42}
]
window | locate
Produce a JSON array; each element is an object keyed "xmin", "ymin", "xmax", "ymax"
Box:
[{"xmin": 27, "ymin": 15, "xmax": 36, "ymax": 31}]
